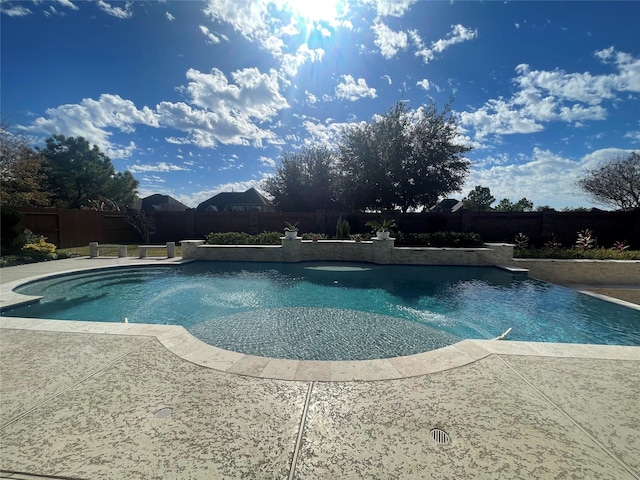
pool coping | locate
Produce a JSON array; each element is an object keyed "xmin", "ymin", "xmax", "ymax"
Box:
[
  {"xmin": 2, "ymin": 316, "xmax": 639, "ymax": 381},
  {"xmin": 1, "ymin": 258, "xmax": 639, "ymax": 382}
]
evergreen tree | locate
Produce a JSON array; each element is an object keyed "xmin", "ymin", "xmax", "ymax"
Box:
[
  {"xmin": 39, "ymin": 135, "xmax": 138, "ymax": 209},
  {"xmin": 463, "ymin": 185, "xmax": 495, "ymax": 211}
]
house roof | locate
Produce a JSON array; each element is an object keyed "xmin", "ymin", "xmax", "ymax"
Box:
[
  {"xmin": 140, "ymin": 194, "xmax": 189, "ymax": 212},
  {"xmin": 430, "ymin": 199, "xmax": 464, "ymax": 213},
  {"xmin": 195, "ymin": 188, "xmax": 272, "ymax": 212}
]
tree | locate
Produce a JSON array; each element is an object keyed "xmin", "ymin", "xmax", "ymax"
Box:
[
  {"xmin": 125, "ymin": 211, "xmax": 156, "ymax": 243},
  {"xmin": 494, "ymin": 198, "xmax": 534, "ymax": 212},
  {"xmin": 577, "ymin": 152, "xmax": 640, "ymax": 211},
  {"xmin": 337, "ymin": 100, "xmax": 471, "ymax": 212},
  {"xmin": 39, "ymin": 135, "xmax": 138, "ymax": 209},
  {"xmin": 0, "ymin": 125, "xmax": 51, "ymax": 207},
  {"xmin": 263, "ymin": 146, "xmax": 338, "ymax": 211},
  {"xmin": 463, "ymin": 185, "xmax": 495, "ymax": 211}
]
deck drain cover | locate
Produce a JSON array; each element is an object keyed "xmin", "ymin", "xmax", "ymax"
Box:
[
  {"xmin": 155, "ymin": 407, "xmax": 173, "ymax": 419},
  {"xmin": 430, "ymin": 428, "xmax": 450, "ymax": 444}
]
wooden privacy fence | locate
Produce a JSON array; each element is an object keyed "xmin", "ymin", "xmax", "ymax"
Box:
[{"xmin": 16, "ymin": 207, "xmax": 640, "ymax": 249}]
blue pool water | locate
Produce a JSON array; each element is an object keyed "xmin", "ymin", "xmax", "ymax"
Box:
[{"xmin": 4, "ymin": 262, "xmax": 640, "ymax": 360}]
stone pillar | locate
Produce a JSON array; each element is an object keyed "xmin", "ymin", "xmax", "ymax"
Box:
[
  {"xmin": 372, "ymin": 237, "xmax": 395, "ymax": 264},
  {"xmin": 118, "ymin": 245, "xmax": 128, "ymax": 257},
  {"xmin": 89, "ymin": 242, "xmax": 99, "ymax": 258},
  {"xmin": 483, "ymin": 243, "xmax": 515, "ymax": 265},
  {"xmin": 281, "ymin": 237, "xmax": 302, "ymax": 262},
  {"xmin": 180, "ymin": 240, "xmax": 205, "ymax": 259},
  {"xmin": 166, "ymin": 242, "xmax": 176, "ymax": 258}
]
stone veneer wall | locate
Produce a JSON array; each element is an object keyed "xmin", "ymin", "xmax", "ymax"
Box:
[
  {"xmin": 180, "ymin": 239, "xmax": 515, "ymax": 266},
  {"xmin": 512, "ymin": 258, "xmax": 640, "ymax": 286}
]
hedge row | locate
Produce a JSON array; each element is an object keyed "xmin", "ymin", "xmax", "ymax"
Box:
[{"xmin": 205, "ymin": 231, "xmax": 484, "ymax": 248}]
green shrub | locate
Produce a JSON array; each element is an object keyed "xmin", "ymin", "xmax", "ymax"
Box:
[
  {"xmin": 253, "ymin": 231, "xmax": 282, "ymax": 244},
  {"xmin": 514, "ymin": 247, "xmax": 640, "ymax": 260},
  {"xmin": 335, "ymin": 216, "xmax": 351, "ymax": 239},
  {"xmin": 21, "ymin": 236, "xmax": 57, "ymax": 260},
  {"xmin": 205, "ymin": 231, "xmax": 281, "ymax": 245},
  {"xmin": 301, "ymin": 233, "xmax": 329, "ymax": 240},
  {"xmin": 395, "ymin": 231, "xmax": 484, "ymax": 248}
]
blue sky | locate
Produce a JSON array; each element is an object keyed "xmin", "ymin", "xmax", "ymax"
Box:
[{"xmin": 2, "ymin": 0, "xmax": 639, "ymax": 209}]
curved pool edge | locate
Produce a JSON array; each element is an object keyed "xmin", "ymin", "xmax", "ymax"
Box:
[
  {"xmin": 2, "ymin": 316, "xmax": 639, "ymax": 382},
  {"xmin": 0, "ymin": 257, "xmax": 194, "ymax": 310}
]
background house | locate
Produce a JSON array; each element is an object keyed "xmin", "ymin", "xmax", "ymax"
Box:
[
  {"xmin": 430, "ymin": 199, "xmax": 464, "ymax": 213},
  {"xmin": 196, "ymin": 188, "xmax": 274, "ymax": 213}
]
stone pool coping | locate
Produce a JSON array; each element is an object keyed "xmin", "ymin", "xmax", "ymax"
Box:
[
  {"xmin": 1, "ymin": 257, "xmax": 639, "ymax": 382},
  {"xmin": 2, "ymin": 315, "xmax": 639, "ymax": 381}
]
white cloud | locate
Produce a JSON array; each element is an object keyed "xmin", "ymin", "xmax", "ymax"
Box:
[
  {"xmin": 464, "ymin": 147, "xmax": 636, "ymax": 209},
  {"xmin": 382, "ymin": 75, "xmax": 392, "ymax": 85},
  {"xmin": 23, "ymin": 63, "xmax": 291, "ymax": 152},
  {"xmin": 460, "ymin": 98, "xmax": 544, "ymax": 139},
  {"xmin": 411, "ymin": 24, "xmax": 477, "ymax": 64},
  {"xmin": 305, "ymin": 91, "xmax": 318, "ymax": 105},
  {"xmin": 335, "ymin": 75, "xmax": 377, "ymax": 101},
  {"xmin": 184, "ymin": 67, "xmax": 289, "ymax": 121},
  {"xmin": 580, "ymin": 147, "xmax": 637, "ymax": 169},
  {"xmin": 364, "ymin": 0, "xmax": 417, "ymax": 17},
  {"xmin": 199, "ymin": 25, "xmax": 224, "ymax": 44},
  {"xmin": 202, "ymin": 0, "xmax": 287, "ymax": 58},
  {"xmin": 259, "ymin": 156, "xmax": 276, "ymax": 169},
  {"xmin": 280, "ymin": 43, "xmax": 325, "ymax": 77},
  {"xmin": 416, "ymin": 79, "xmax": 430, "ymax": 91},
  {"xmin": 109, "ymin": 141, "xmax": 138, "ymax": 159},
  {"xmin": 139, "ymin": 175, "xmax": 166, "ymax": 184},
  {"xmin": 158, "ymin": 102, "xmax": 276, "ymax": 148},
  {"xmin": 24, "ymin": 94, "xmax": 158, "ymax": 158},
  {"xmin": 625, "ymin": 131, "xmax": 640, "ymax": 143},
  {"xmin": 166, "ymin": 11, "xmax": 175, "ymax": 21},
  {"xmin": 203, "ymin": 0, "xmax": 268, "ymax": 39},
  {"xmin": 461, "ymin": 48, "xmax": 640, "ymax": 141},
  {"xmin": 302, "ymin": 119, "xmax": 356, "ymax": 149},
  {"xmin": 201, "ymin": 0, "xmax": 349, "ymax": 78},
  {"xmin": 96, "ymin": 0, "xmax": 133, "ymax": 19},
  {"xmin": 128, "ymin": 162, "xmax": 189, "ymax": 173},
  {"xmin": 372, "ymin": 22, "xmax": 408, "ymax": 59},
  {"xmin": 57, "ymin": 0, "xmax": 78, "ymax": 10},
  {"xmin": 514, "ymin": 63, "xmax": 617, "ymax": 105},
  {"xmin": 1, "ymin": 3, "xmax": 32, "ymax": 16}
]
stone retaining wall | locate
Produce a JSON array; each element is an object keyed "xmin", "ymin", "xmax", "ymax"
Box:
[
  {"xmin": 512, "ymin": 259, "xmax": 640, "ymax": 285},
  {"xmin": 181, "ymin": 238, "xmax": 638, "ymax": 286},
  {"xmin": 180, "ymin": 239, "xmax": 515, "ymax": 266}
]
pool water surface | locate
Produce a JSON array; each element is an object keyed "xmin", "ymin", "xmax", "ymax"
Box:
[{"xmin": 4, "ymin": 262, "xmax": 640, "ymax": 360}]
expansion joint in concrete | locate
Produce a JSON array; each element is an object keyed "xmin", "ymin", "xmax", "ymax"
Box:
[
  {"xmin": 494, "ymin": 354, "xmax": 639, "ymax": 480},
  {"xmin": 288, "ymin": 381, "xmax": 315, "ymax": 480},
  {"xmin": 0, "ymin": 339, "xmax": 154, "ymax": 431}
]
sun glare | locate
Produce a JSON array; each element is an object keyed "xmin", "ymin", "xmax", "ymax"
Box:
[{"xmin": 286, "ymin": 0, "xmax": 344, "ymax": 24}]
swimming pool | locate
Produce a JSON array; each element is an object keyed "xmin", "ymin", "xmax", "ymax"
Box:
[{"xmin": 4, "ymin": 261, "xmax": 640, "ymax": 360}]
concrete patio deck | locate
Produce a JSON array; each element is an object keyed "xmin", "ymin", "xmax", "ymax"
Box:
[{"xmin": 1, "ymin": 258, "xmax": 639, "ymax": 479}]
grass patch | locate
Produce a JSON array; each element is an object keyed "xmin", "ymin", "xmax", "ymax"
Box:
[
  {"xmin": 1, "ymin": 244, "xmax": 184, "ymax": 267},
  {"xmin": 57, "ymin": 244, "xmax": 183, "ymax": 258}
]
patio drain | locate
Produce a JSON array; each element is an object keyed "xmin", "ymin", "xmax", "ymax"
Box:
[
  {"xmin": 430, "ymin": 428, "xmax": 450, "ymax": 444},
  {"xmin": 155, "ymin": 407, "xmax": 173, "ymax": 419}
]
